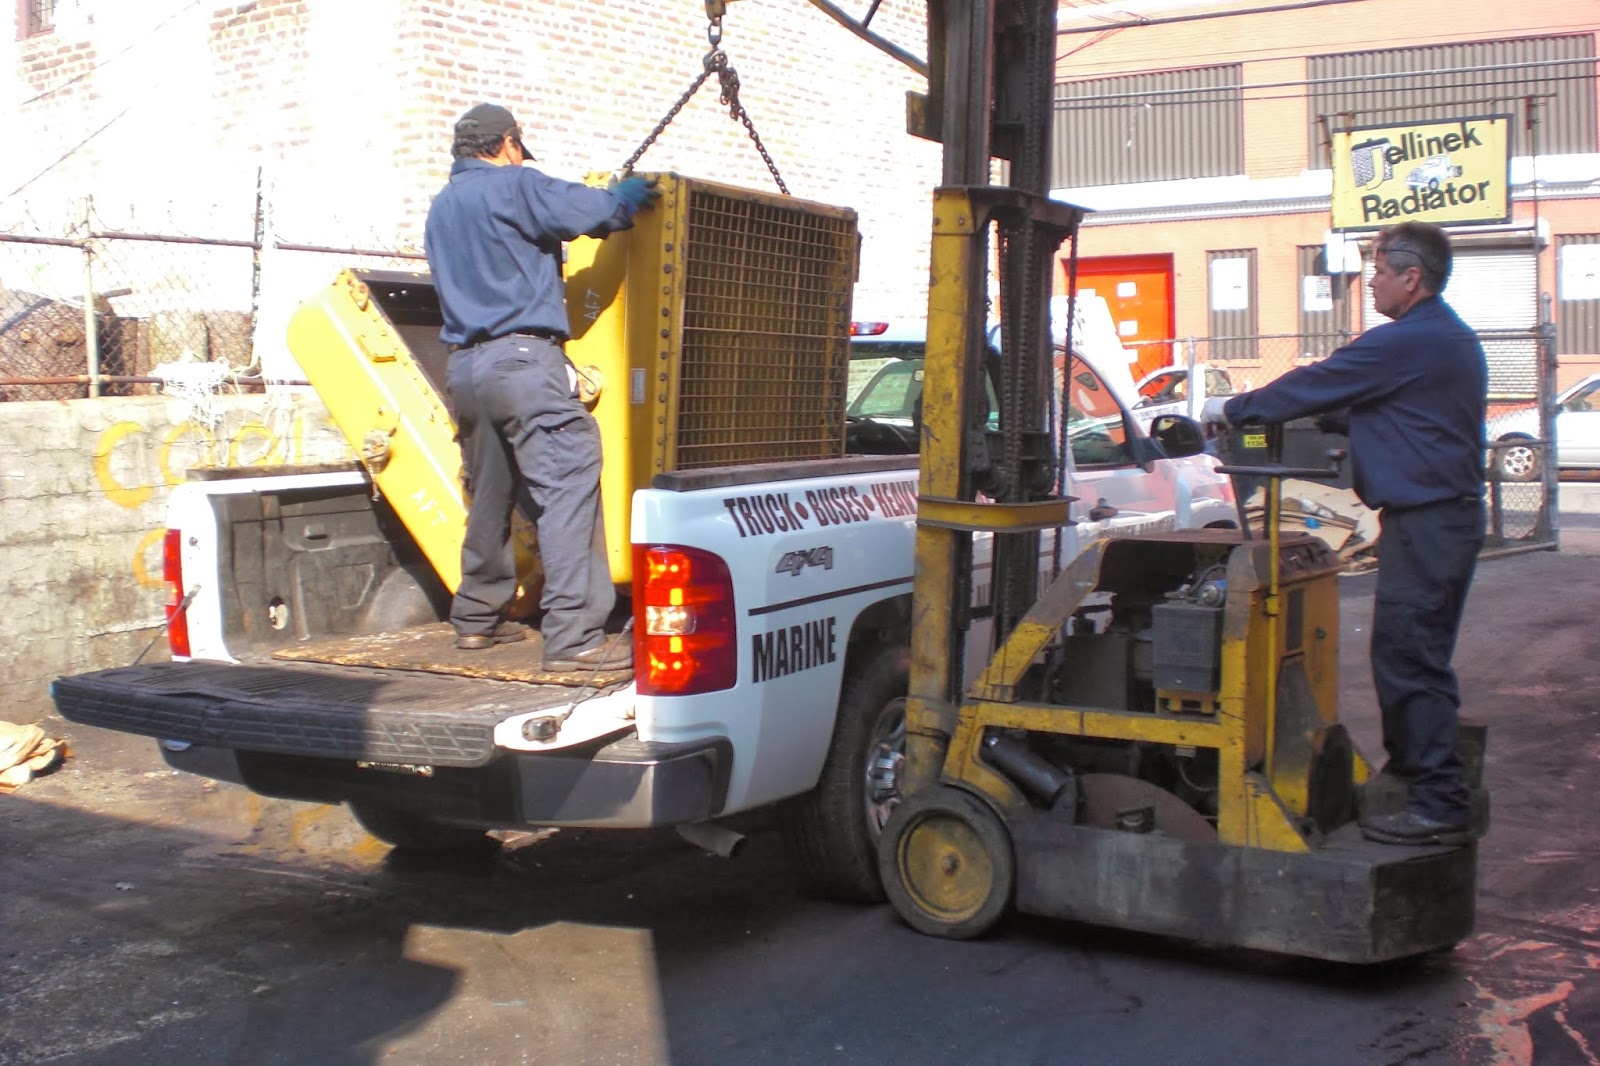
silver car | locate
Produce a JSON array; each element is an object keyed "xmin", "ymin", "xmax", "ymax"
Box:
[{"xmin": 1486, "ymin": 373, "xmax": 1600, "ymax": 481}]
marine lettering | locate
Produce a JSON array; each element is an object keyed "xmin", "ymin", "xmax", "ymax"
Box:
[{"xmin": 751, "ymin": 616, "xmax": 838, "ymax": 682}]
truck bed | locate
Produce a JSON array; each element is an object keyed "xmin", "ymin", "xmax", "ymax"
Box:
[{"xmin": 271, "ymin": 622, "xmax": 633, "ymax": 687}]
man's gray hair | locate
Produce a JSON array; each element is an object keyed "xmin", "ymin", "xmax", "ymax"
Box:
[{"xmin": 1375, "ymin": 222, "xmax": 1453, "ymax": 294}]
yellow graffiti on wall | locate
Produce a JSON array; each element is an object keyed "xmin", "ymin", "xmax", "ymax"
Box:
[
  {"xmin": 93, "ymin": 411, "xmax": 324, "ymax": 590},
  {"xmin": 95, "ymin": 416, "xmax": 309, "ymax": 510},
  {"xmin": 131, "ymin": 528, "xmax": 166, "ymax": 590}
]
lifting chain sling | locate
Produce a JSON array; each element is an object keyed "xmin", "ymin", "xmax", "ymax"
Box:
[{"xmin": 620, "ymin": 1, "xmax": 790, "ymax": 195}]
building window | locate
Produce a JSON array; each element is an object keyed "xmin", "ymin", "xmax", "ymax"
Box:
[
  {"xmin": 1296, "ymin": 244, "xmax": 1345, "ymax": 360},
  {"xmin": 1207, "ymin": 249, "xmax": 1257, "ymax": 359},
  {"xmin": 19, "ymin": 0, "xmax": 55, "ymax": 37},
  {"xmin": 1557, "ymin": 235, "xmax": 1600, "ymax": 357},
  {"xmin": 1053, "ymin": 65, "xmax": 1243, "ymax": 188},
  {"xmin": 1308, "ymin": 35, "xmax": 1597, "ymax": 168}
]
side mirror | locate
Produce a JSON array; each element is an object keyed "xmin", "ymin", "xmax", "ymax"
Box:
[{"xmin": 1149, "ymin": 414, "xmax": 1207, "ymax": 459}]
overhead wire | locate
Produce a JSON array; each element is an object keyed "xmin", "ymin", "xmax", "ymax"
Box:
[
  {"xmin": 18, "ymin": 0, "xmax": 208, "ymax": 107},
  {"xmin": 8, "ymin": 0, "xmax": 211, "ymax": 207},
  {"xmin": 1057, "ymin": 0, "xmax": 1373, "ymax": 35},
  {"xmin": 1053, "ymin": 56, "xmax": 1599, "ymax": 110},
  {"xmin": 3, "ymin": 107, "xmax": 131, "ymax": 206}
]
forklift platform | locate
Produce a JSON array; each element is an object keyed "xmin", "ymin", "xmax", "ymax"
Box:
[{"xmin": 1007, "ymin": 809, "xmax": 1476, "ymax": 964}]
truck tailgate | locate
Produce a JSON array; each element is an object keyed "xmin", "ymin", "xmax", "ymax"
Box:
[{"xmin": 51, "ymin": 659, "xmax": 588, "ymax": 768}]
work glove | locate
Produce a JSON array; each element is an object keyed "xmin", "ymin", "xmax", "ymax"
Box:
[
  {"xmin": 1315, "ymin": 408, "xmax": 1350, "ymax": 436},
  {"xmin": 1200, "ymin": 396, "xmax": 1232, "ymax": 426},
  {"xmin": 609, "ymin": 175, "xmax": 661, "ymax": 212}
]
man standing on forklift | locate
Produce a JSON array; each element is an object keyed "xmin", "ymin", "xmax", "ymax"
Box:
[
  {"xmin": 1204, "ymin": 221, "xmax": 1487, "ymax": 847},
  {"xmin": 425, "ymin": 102, "xmax": 659, "ymax": 666}
]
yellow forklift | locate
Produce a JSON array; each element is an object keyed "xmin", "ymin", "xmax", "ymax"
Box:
[{"xmin": 878, "ymin": 0, "xmax": 1482, "ymax": 962}]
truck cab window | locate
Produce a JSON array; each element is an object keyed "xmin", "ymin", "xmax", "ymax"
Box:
[
  {"xmin": 1064, "ymin": 357, "xmax": 1134, "ymax": 468},
  {"xmin": 849, "ymin": 359, "xmax": 922, "ymax": 420}
]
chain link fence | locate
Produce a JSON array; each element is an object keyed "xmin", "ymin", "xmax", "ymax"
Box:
[
  {"xmin": 1124, "ymin": 326, "xmax": 1559, "ymax": 555},
  {"xmin": 0, "ymin": 193, "xmax": 424, "ymax": 402}
]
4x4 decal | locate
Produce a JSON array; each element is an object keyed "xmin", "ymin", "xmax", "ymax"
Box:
[{"xmin": 776, "ymin": 546, "xmax": 835, "ymax": 577}]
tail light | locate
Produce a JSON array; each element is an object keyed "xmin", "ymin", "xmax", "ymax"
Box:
[
  {"xmin": 633, "ymin": 544, "xmax": 737, "ymax": 696},
  {"xmin": 163, "ymin": 528, "xmax": 191, "ymax": 658},
  {"xmin": 849, "ymin": 321, "xmax": 890, "ymax": 336}
]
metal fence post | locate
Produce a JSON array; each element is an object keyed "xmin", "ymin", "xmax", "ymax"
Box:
[
  {"xmin": 1539, "ymin": 309, "xmax": 1559, "ymax": 548},
  {"xmin": 83, "ymin": 197, "xmax": 100, "ymax": 398},
  {"xmin": 1183, "ymin": 336, "xmax": 1197, "ymax": 420}
]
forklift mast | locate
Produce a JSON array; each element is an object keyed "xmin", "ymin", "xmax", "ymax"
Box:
[{"xmin": 905, "ymin": 0, "xmax": 1084, "ymax": 794}]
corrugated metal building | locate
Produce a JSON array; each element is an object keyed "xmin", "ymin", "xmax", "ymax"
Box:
[{"xmin": 1051, "ymin": 0, "xmax": 1599, "ymax": 393}]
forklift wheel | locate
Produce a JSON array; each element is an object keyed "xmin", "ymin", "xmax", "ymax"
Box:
[{"xmin": 880, "ymin": 785, "xmax": 1014, "ymax": 940}]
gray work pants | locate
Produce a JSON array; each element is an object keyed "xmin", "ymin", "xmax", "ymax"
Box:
[{"xmin": 445, "ymin": 334, "xmax": 614, "ymax": 659}]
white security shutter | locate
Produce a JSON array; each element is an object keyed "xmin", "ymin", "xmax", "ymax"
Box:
[{"xmin": 1363, "ymin": 246, "xmax": 1539, "ymax": 398}]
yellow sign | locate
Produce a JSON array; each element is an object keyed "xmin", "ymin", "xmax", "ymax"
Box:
[{"xmin": 1331, "ymin": 115, "xmax": 1511, "ymax": 231}]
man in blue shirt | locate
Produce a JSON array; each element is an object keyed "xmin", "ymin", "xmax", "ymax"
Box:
[
  {"xmin": 424, "ymin": 103, "xmax": 658, "ymax": 668},
  {"xmin": 1209, "ymin": 222, "xmax": 1487, "ymax": 846}
]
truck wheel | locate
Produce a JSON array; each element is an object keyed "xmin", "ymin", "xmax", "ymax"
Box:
[
  {"xmin": 1495, "ymin": 436, "xmax": 1540, "ymax": 482},
  {"xmin": 349, "ymin": 801, "xmax": 496, "ymax": 856},
  {"xmin": 879, "ymin": 784, "xmax": 1014, "ymax": 940},
  {"xmin": 779, "ymin": 644, "xmax": 909, "ymax": 902}
]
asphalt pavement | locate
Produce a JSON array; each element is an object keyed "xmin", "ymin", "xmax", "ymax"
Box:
[{"xmin": 4, "ymin": 496, "xmax": 1599, "ymax": 1065}]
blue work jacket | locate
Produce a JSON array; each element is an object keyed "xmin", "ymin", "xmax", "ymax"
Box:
[
  {"xmin": 424, "ymin": 158, "xmax": 636, "ymax": 346},
  {"xmin": 1223, "ymin": 296, "xmax": 1487, "ymax": 511}
]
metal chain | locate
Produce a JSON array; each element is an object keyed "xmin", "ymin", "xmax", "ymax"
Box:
[{"xmin": 619, "ymin": 11, "xmax": 790, "ymax": 195}]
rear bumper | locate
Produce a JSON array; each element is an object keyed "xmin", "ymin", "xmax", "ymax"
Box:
[
  {"xmin": 57, "ymin": 660, "xmax": 732, "ymax": 829},
  {"xmin": 161, "ymin": 732, "xmax": 733, "ymax": 829}
]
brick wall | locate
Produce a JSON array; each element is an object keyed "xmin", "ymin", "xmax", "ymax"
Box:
[
  {"xmin": 7, "ymin": 1, "xmax": 939, "ymax": 322},
  {"xmin": 389, "ymin": 0, "xmax": 939, "ymax": 318}
]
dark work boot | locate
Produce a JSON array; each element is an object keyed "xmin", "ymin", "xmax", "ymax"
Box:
[
  {"xmin": 545, "ymin": 635, "xmax": 633, "ymax": 672},
  {"xmin": 455, "ymin": 621, "xmax": 528, "ymax": 651},
  {"xmin": 1359, "ymin": 809, "xmax": 1476, "ymax": 847}
]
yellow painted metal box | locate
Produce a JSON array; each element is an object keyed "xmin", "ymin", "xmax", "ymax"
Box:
[{"xmin": 285, "ymin": 173, "xmax": 859, "ymax": 596}]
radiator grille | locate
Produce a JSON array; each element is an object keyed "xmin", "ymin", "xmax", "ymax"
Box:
[{"xmin": 676, "ymin": 190, "xmax": 855, "ymax": 469}]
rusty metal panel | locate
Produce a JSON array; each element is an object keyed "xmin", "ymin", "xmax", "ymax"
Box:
[
  {"xmin": 1309, "ymin": 34, "xmax": 1597, "ymax": 168},
  {"xmin": 1557, "ymin": 233, "xmax": 1600, "ymax": 356},
  {"xmin": 1053, "ymin": 65, "xmax": 1242, "ymax": 188}
]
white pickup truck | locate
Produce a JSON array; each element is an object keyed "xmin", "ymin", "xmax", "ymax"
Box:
[
  {"xmin": 53, "ymin": 358, "xmax": 1234, "ymax": 907},
  {"xmin": 1127, "ymin": 362, "xmax": 1240, "ymax": 431}
]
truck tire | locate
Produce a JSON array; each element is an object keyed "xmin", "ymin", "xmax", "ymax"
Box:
[
  {"xmin": 779, "ymin": 644, "xmax": 909, "ymax": 902},
  {"xmin": 348, "ymin": 801, "xmax": 496, "ymax": 856},
  {"xmin": 1495, "ymin": 435, "xmax": 1541, "ymax": 482}
]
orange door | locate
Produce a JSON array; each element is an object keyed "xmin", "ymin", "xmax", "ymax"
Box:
[{"xmin": 1071, "ymin": 255, "xmax": 1175, "ymax": 378}]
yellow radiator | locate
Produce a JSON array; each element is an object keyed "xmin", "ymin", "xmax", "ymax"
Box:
[{"xmin": 285, "ymin": 173, "xmax": 858, "ymax": 595}]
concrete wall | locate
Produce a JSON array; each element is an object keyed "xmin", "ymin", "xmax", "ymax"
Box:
[{"xmin": 0, "ymin": 390, "xmax": 355, "ymax": 723}]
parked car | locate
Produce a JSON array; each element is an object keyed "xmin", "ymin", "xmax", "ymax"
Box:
[
  {"xmin": 1128, "ymin": 363, "xmax": 1238, "ymax": 430},
  {"xmin": 1486, "ymin": 373, "xmax": 1600, "ymax": 482}
]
